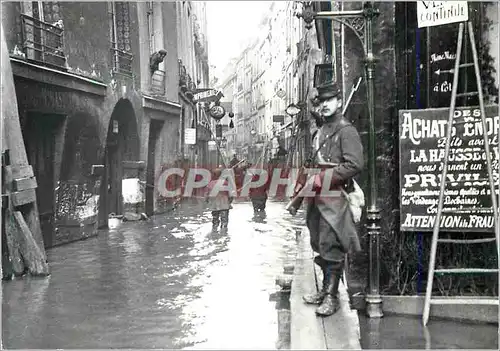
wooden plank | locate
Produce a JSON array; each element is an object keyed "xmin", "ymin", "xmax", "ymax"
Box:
[
  {"xmin": 319, "ymin": 263, "xmax": 362, "ymax": 349},
  {"xmin": 13, "ymin": 176, "xmax": 37, "ymax": 191},
  {"xmin": 9, "ymin": 165, "xmax": 34, "ymax": 179},
  {"xmin": 11, "ymin": 189, "xmax": 36, "ymax": 207},
  {"xmin": 5, "ymin": 208, "xmax": 25, "ymax": 275},
  {"xmin": 290, "ymin": 228, "xmax": 327, "ymax": 350},
  {"xmin": 2, "ymin": 31, "xmax": 48, "ymax": 269},
  {"xmin": 12, "ymin": 211, "xmax": 49, "ymax": 276}
]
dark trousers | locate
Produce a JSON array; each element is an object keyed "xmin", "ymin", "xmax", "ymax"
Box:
[
  {"xmin": 212, "ymin": 210, "xmax": 229, "ymax": 227},
  {"xmin": 307, "ymin": 204, "xmax": 345, "ymax": 262},
  {"xmin": 251, "ymin": 194, "xmax": 267, "ymax": 212}
]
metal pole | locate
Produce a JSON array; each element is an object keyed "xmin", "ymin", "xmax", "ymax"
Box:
[
  {"xmin": 216, "ymin": 139, "xmax": 220, "ymax": 167},
  {"xmin": 299, "ymin": 1, "xmax": 382, "ymax": 318},
  {"xmin": 362, "ymin": 2, "xmax": 383, "ymax": 319}
]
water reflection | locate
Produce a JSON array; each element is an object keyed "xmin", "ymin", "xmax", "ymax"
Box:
[
  {"xmin": 3, "ymin": 201, "xmax": 303, "ymax": 349},
  {"xmin": 359, "ymin": 314, "xmax": 498, "ymax": 349}
]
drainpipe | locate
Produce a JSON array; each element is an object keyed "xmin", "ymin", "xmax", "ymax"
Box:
[{"xmin": 180, "ymin": 105, "xmax": 185, "ymax": 161}]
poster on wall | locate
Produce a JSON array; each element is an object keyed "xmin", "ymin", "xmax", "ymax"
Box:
[
  {"xmin": 185, "ymin": 128, "xmax": 196, "ymax": 145},
  {"xmin": 399, "ymin": 105, "xmax": 499, "ymax": 232}
]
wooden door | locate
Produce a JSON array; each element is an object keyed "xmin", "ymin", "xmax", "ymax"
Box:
[
  {"xmin": 146, "ymin": 120, "xmax": 163, "ymax": 216},
  {"xmin": 106, "ymin": 140, "xmax": 122, "ymax": 216},
  {"xmin": 24, "ymin": 113, "xmax": 62, "ymax": 248}
]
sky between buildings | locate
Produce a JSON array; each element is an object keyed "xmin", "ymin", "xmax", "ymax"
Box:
[{"xmin": 206, "ymin": 0, "xmax": 274, "ymax": 78}]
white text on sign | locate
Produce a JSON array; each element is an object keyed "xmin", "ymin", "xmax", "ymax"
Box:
[{"xmin": 417, "ymin": 1, "xmax": 469, "ymax": 28}]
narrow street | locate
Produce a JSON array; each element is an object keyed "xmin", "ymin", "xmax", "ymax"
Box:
[{"xmin": 2, "ymin": 200, "xmax": 304, "ymax": 349}]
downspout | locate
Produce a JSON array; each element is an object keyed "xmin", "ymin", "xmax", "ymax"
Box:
[
  {"xmin": 341, "ymin": 1, "xmax": 346, "ymax": 104},
  {"xmin": 330, "ymin": 1, "xmax": 336, "ymax": 81},
  {"xmin": 180, "ymin": 105, "xmax": 185, "ymax": 160}
]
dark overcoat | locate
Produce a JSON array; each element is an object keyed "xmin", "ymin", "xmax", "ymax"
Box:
[{"xmin": 306, "ymin": 116, "xmax": 364, "ymax": 253}]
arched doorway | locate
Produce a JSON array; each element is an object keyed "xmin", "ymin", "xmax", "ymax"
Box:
[{"xmin": 99, "ymin": 99, "xmax": 140, "ymax": 227}]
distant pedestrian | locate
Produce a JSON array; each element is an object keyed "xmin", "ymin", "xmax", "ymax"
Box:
[
  {"xmin": 248, "ymin": 165, "xmax": 270, "ymax": 214},
  {"xmin": 205, "ymin": 168, "xmax": 232, "ymax": 231}
]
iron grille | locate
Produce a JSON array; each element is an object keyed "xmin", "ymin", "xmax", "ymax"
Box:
[
  {"xmin": 20, "ymin": 14, "xmax": 66, "ymax": 69},
  {"xmin": 110, "ymin": 45, "xmax": 133, "ymax": 77},
  {"xmin": 151, "ymin": 69, "xmax": 166, "ymax": 95}
]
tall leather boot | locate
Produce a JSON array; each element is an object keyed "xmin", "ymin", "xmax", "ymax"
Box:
[
  {"xmin": 303, "ymin": 256, "xmax": 327, "ymax": 305},
  {"xmin": 212, "ymin": 211, "xmax": 220, "ymax": 230},
  {"xmin": 315, "ymin": 262, "xmax": 342, "ymax": 317},
  {"xmin": 220, "ymin": 210, "xmax": 229, "ymax": 229}
]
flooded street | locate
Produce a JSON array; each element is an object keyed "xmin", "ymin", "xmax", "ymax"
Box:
[
  {"xmin": 2, "ymin": 200, "xmax": 304, "ymax": 349},
  {"xmin": 359, "ymin": 314, "xmax": 499, "ymax": 349}
]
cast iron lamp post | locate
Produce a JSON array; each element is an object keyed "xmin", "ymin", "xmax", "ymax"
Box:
[
  {"xmin": 285, "ymin": 102, "xmax": 308, "ymax": 167},
  {"xmin": 285, "ymin": 103, "xmax": 302, "ymax": 117},
  {"xmin": 296, "ymin": 1, "xmax": 383, "ymax": 318}
]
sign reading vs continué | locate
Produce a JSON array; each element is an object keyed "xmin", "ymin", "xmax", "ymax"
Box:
[
  {"xmin": 417, "ymin": 1, "xmax": 468, "ymax": 28},
  {"xmin": 399, "ymin": 105, "xmax": 499, "ymax": 232}
]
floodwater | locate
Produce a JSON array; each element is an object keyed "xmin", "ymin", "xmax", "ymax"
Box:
[
  {"xmin": 2, "ymin": 200, "xmax": 304, "ymax": 349},
  {"xmin": 359, "ymin": 313, "xmax": 499, "ymax": 349}
]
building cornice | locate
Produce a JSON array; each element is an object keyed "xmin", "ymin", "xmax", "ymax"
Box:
[
  {"xmin": 142, "ymin": 94, "xmax": 182, "ymax": 117},
  {"xmin": 10, "ymin": 57, "xmax": 107, "ymax": 96}
]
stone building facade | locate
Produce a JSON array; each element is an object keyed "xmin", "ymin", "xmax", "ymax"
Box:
[
  {"xmin": 218, "ymin": 2, "xmax": 308, "ymax": 165},
  {"xmin": 176, "ymin": 1, "xmax": 211, "ymax": 168},
  {"xmin": 1, "ymin": 1, "xmax": 209, "ymax": 248}
]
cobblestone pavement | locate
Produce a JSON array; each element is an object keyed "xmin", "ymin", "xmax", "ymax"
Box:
[{"xmin": 2, "ymin": 200, "xmax": 306, "ymax": 349}]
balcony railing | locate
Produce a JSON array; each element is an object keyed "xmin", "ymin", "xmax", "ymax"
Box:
[
  {"xmin": 20, "ymin": 14, "xmax": 66, "ymax": 69},
  {"xmin": 110, "ymin": 46, "xmax": 133, "ymax": 77},
  {"xmin": 151, "ymin": 69, "xmax": 166, "ymax": 96}
]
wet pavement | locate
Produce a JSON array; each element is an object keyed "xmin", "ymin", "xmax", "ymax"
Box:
[
  {"xmin": 359, "ymin": 313, "xmax": 499, "ymax": 349},
  {"xmin": 2, "ymin": 200, "xmax": 305, "ymax": 349}
]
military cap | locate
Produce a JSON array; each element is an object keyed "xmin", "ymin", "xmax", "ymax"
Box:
[{"xmin": 314, "ymin": 80, "xmax": 342, "ymax": 103}]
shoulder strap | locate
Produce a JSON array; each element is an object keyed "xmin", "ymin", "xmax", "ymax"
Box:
[{"xmin": 311, "ymin": 119, "xmax": 351, "ymax": 161}]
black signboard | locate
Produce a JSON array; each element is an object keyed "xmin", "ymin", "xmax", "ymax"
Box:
[
  {"xmin": 215, "ymin": 124, "xmax": 222, "ymax": 138},
  {"xmin": 428, "ymin": 23, "xmax": 459, "ymax": 108},
  {"xmin": 399, "ymin": 105, "xmax": 499, "ymax": 232},
  {"xmin": 273, "ymin": 115, "xmax": 285, "ymax": 123}
]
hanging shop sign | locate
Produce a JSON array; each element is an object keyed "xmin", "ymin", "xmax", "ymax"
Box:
[
  {"xmin": 208, "ymin": 140, "xmax": 217, "ymax": 151},
  {"xmin": 417, "ymin": 1, "xmax": 468, "ymax": 28},
  {"xmin": 215, "ymin": 124, "xmax": 223, "ymax": 138},
  {"xmin": 398, "ymin": 105, "xmax": 499, "ymax": 232},
  {"xmin": 185, "ymin": 128, "xmax": 196, "ymax": 145},
  {"xmin": 209, "ymin": 104, "xmax": 226, "ymax": 120},
  {"xmin": 273, "ymin": 115, "xmax": 285, "ymax": 123}
]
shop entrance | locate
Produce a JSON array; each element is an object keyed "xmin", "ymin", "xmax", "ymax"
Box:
[{"xmin": 99, "ymin": 99, "xmax": 139, "ymax": 227}]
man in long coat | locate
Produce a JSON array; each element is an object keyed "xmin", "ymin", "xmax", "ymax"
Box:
[{"xmin": 289, "ymin": 80, "xmax": 364, "ymax": 317}]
